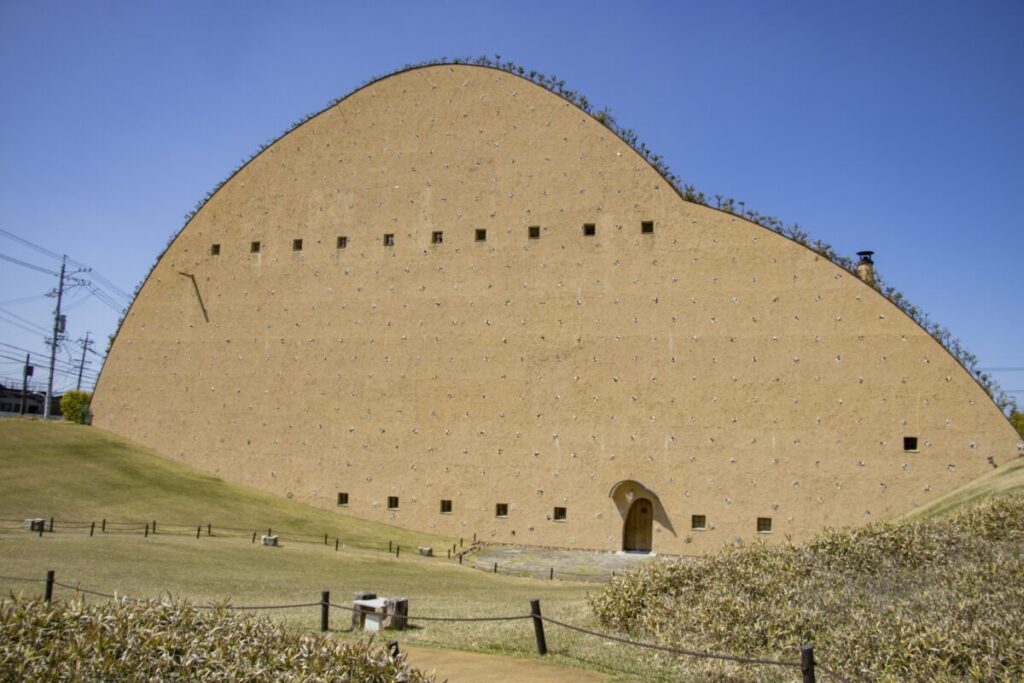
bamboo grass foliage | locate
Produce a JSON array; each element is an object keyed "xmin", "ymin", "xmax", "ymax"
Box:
[
  {"xmin": 0, "ymin": 598, "xmax": 433, "ymax": 682},
  {"xmin": 590, "ymin": 495, "xmax": 1024, "ymax": 682}
]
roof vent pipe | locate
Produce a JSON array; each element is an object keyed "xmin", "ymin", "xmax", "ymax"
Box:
[{"xmin": 856, "ymin": 251, "xmax": 876, "ymax": 287}]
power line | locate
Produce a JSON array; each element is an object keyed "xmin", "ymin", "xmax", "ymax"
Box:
[
  {"xmin": 0, "ymin": 227, "xmax": 62, "ymax": 261},
  {"xmin": 0, "ymin": 307, "xmax": 50, "ymax": 335},
  {"xmin": 0, "ymin": 252, "xmax": 58, "ymax": 277}
]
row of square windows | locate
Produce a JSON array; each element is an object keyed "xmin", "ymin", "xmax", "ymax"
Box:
[
  {"xmin": 336, "ymin": 493, "xmax": 774, "ymax": 532},
  {"xmin": 208, "ymin": 221, "xmax": 657, "ymax": 256}
]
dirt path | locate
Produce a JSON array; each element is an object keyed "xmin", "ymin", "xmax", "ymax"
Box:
[{"xmin": 403, "ymin": 644, "xmax": 610, "ymax": 682}]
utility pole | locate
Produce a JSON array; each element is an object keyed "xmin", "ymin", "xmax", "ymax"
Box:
[
  {"xmin": 20, "ymin": 354, "xmax": 32, "ymax": 416},
  {"xmin": 76, "ymin": 332, "xmax": 93, "ymax": 391},
  {"xmin": 44, "ymin": 256, "xmax": 66, "ymax": 420}
]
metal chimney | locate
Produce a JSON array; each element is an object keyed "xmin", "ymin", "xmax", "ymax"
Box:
[{"xmin": 856, "ymin": 250, "xmax": 876, "ymax": 286}]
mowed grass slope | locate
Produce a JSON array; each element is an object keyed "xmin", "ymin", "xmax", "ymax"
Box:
[
  {"xmin": 903, "ymin": 457, "xmax": 1024, "ymax": 521},
  {"xmin": 0, "ymin": 419, "xmax": 663, "ymax": 681},
  {"xmin": 0, "ymin": 419, "xmax": 451, "ymax": 551}
]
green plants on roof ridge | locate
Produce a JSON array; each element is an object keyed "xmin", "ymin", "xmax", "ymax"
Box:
[{"xmin": 106, "ymin": 56, "xmax": 1014, "ymax": 416}]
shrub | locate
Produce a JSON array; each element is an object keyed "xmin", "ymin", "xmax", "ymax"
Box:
[
  {"xmin": 59, "ymin": 390, "xmax": 91, "ymax": 424},
  {"xmin": 590, "ymin": 496, "xmax": 1024, "ymax": 682},
  {"xmin": 0, "ymin": 597, "xmax": 433, "ymax": 682}
]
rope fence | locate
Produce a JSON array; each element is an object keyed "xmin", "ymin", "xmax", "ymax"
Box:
[
  {"xmin": 0, "ymin": 569, "xmax": 855, "ymax": 682},
  {"xmin": 4, "ymin": 515, "xmax": 644, "ymax": 583}
]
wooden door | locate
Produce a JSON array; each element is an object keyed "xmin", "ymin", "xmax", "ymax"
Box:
[{"xmin": 623, "ymin": 497, "xmax": 653, "ymax": 551}]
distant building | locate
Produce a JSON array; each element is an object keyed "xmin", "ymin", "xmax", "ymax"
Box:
[
  {"xmin": 0, "ymin": 383, "xmax": 60, "ymax": 417},
  {"xmin": 93, "ymin": 64, "xmax": 1021, "ymax": 555}
]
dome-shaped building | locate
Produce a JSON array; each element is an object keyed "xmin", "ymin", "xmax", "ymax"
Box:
[{"xmin": 92, "ymin": 64, "xmax": 1020, "ymax": 554}]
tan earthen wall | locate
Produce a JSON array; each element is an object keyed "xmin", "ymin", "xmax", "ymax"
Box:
[{"xmin": 92, "ymin": 65, "xmax": 1020, "ymax": 554}]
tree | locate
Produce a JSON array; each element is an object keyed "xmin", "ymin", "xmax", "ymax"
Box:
[
  {"xmin": 60, "ymin": 390, "xmax": 91, "ymax": 424},
  {"xmin": 1011, "ymin": 409, "xmax": 1024, "ymax": 439}
]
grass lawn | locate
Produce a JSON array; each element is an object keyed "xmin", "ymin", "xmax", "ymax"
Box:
[{"xmin": 0, "ymin": 419, "xmax": 683, "ymax": 681}]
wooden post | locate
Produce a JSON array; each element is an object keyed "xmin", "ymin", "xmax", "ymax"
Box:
[
  {"xmin": 530, "ymin": 599, "xmax": 547, "ymax": 656},
  {"xmin": 459, "ymin": 553, "xmax": 462, "ymax": 565},
  {"xmin": 196, "ymin": 525, "xmax": 201, "ymax": 539},
  {"xmin": 90, "ymin": 522, "xmax": 95, "ymax": 537},
  {"xmin": 37, "ymin": 523, "xmax": 43, "ymax": 538},
  {"xmin": 207, "ymin": 524, "xmax": 211, "ymax": 537},
  {"xmin": 145, "ymin": 523, "xmax": 149, "ymax": 538},
  {"xmin": 335, "ymin": 538, "xmax": 339, "ymax": 551},
  {"xmin": 252, "ymin": 532, "xmax": 257, "ymax": 543},
  {"xmin": 152, "ymin": 520, "xmax": 157, "ymax": 534},
  {"xmin": 473, "ymin": 533, "xmax": 476, "ymax": 543},
  {"xmin": 389, "ymin": 540, "xmax": 393, "ymax": 552},
  {"xmin": 324, "ymin": 533, "xmax": 328, "ymax": 545},
  {"xmin": 801, "ymin": 645, "xmax": 816, "ymax": 683},
  {"xmin": 460, "ymin": 537, "xmax": 463, "ymax": 548},
  {"xmin": 396, "ymin": 545, "xmax": 400, "ymax": 558},
  {"xmin": 493, "ymin": 562, "xmax": 498, "ymax": 573},
  {"xmin": 48, "ymin": 517, "xmax": 54, "ymax": 532},
  {"xmin": 320, "ymin": 590, "xmax": 330, "ymax": 632},
  {"xmin": 44, "ymin": 570, "xmax": 55, "ymax": 603},
  {"xmin": 550, "ymin": 567, "xmax": 554, "ymax": 580},
  {"xmin": 447, "ymin": 548, "xmax": 451, "ymax": 559},
  {"xmin": 101, "ymin": 518, "xmax": 106, "ymax": 533}
]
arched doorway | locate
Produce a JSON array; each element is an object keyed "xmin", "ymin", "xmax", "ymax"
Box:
[{"xmin": 623, "ymin": 497, "xmax": 654, "ymax": 552}]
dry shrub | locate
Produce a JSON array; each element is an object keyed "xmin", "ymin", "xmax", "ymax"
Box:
[
  {"xmin": 590, "ymin": 495, "xmax": 1024, "ymax": 682},
  {"xmin": 0, "ymin": 597, "xmax": 433, "ymax": 682}
]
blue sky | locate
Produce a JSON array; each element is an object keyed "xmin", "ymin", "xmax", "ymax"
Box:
[{"xmin": 0, "ymin": 1, "xmax": 1021, "ymax": 403}]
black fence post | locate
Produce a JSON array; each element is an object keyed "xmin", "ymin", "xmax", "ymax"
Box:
[
  {"xmin": 196, "ymin": 525, "xmax": 201, "ymax": 539},
  {"xmin": 335, "ymin": 538, "xmax": 339, "ymax": 551},
  {"xmin": 101, "ymin": 518, "xmax": 106, "ymax": 533},
  {"xmin": 145, "ymin": 523, "xmax": 149, "ymax": 538},
  {"xmin": 90, "ymin": 522, "xmax": 95, "ymax": 537},
  {"xmin": 152, "ymin": 520, "xmax": 157, "ymax": 534},
  {"xmin": 207, "ymin": 524, "xmax": 211, "ymax": 537},
  {"xmin": 389, "ymin": 540, "xmax": 393, "ymax": 552},
  {"xmin": 44, "ymin": 570, "xmax": 55, "ymax": 603},
  {"xmin": 530, "ymin": 599, "xmax": 547, "ymax": 656},
  {"xmin": 493, "ymin": 562, "xmax": 498, "ymax": 574},
  {"xmin": 801, "ymin": 645, "xmax": 816, "ymax": 683},
  {"xmin": 447, "ymin": 548, "xmax": 451, "ymax": 559},
  {"xmin": 459, "ymin": 554, "xmax": 463, "ymax": 565},
  {"xmin": 396, "ymin": 545, "xmax": 400, "ymax": 558},
  {"xmin": 324, "ymin": 533, "xmax": 328, "ymax": 545},
  {"xmin": 48, "ymin": 517, "xmax": 54, "ymax": 533},
  {"xmin": 549, "ymin": 567, "xmax": 554, "ymax": 580},
  {"xmin": 320, "ymin": 590, "xmax": 330, "ymax": 632},
  {"xmin": 37, "ymin": 523, "xmax": 43, "ymax": 538},
  {"xmin": 252, "ymin": 532, "xmax": 257, "ymax": 543}
]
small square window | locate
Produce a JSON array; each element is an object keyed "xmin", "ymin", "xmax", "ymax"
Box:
[
  {"xmin": 337, "ymin": 236, "xmax": 348, "ymax": 249},
  {"xmin": 495, "ymin": 503, "xmax": 509, "ymax": 518},
  {"xmin": 757, "ymin": 517, "xmax": 773, "ymax": 533},
  {"xmin": 440, "ymin": 499, "xmax": 452, "ymax": 514},
  {"xmin": 904, "ymin": 436, "xmax": 919, "ymax": 451},
  {"xmin": 528, "ymin": 226, "xmax": 540, "ymax": 239},
  {"xmin": 641, "ymin": 221, "xmax": 655, "ymax": 234},
  {"xmin": 337, "ymin": 492, "xmax": 349, "ymax": 506},
  {"xmin": 292, "ymin": 238, "xmax": 303, "ymax": 251},
  {"xmin": 210, "ymin": 244, "xmax": 221, "ymax": 256},
  {"xmin": 384, "ymin": 233, "xmax": 395, "ymax": 247},
  {"xmin": 582, "ymin": 223, "xmax": 596, "ymax": 236},
  {"xmin": 387, "ymin": 496, "xmax": 399, "ymax": 510},
  {"xmin": 432, "ymin": 231, "xmax": 444, "ymax": 244},
  {"xmin": 475, "ymin": 228, "xmax": 487, "ymax": 242},
  {"xmin": 691, "ymin": 514, "xmax": 706, "ymax": 530},
  {"xmin": 553, "ymin": 506, "xmax": 567, "ymax": 521},
  {"xmin": 250, "ymin": 241, "xmax": 261, "ymax": 254}
]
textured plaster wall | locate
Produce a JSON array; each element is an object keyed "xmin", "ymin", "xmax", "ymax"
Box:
[{"xmin": 92, "ymin": 65, "xmax": 1021, "ymax": 555}]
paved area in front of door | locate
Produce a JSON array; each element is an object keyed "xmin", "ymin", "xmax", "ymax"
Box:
[{"xmin": 467, "ymin": 545, "xmax": 690, "ymax": 581}]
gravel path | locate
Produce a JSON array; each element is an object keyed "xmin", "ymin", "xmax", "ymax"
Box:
[{"xmin": 468, "ymin": 545, "xmax": 676, "ymax": 582}]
